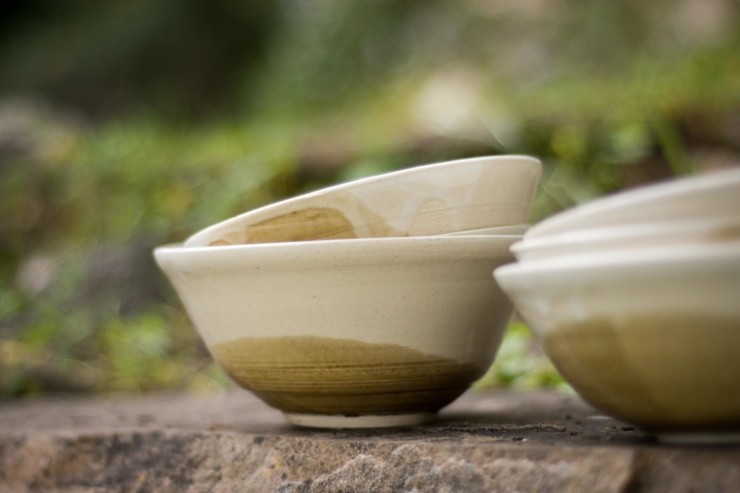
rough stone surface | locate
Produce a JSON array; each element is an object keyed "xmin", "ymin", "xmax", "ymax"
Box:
[{"xmin": 0, "ymin": 390, "xmax": 738, "ymax": 492}]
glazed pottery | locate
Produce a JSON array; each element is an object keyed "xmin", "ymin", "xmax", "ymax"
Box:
[
  {"xmin": 184, "ymin": 155, "xmax": 541, "ymax": 247},
  {"xmin": 494, "ymin": 244, "xmax": 740, "ymax": 443},
  {"xmin": 511, "ymin": 216, "xmax": 740, "ymax": 261},
  {"xmin": 525, "ymin": 167, "xmax": 740, "ymax": 240},
  {"xmin": 155, "ymin": 235, "xmax": 519, "ymax": 428}
]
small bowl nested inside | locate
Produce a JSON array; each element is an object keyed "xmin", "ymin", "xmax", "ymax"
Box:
[{"xmin": 185, "ymin": 155, "xmax": 542, "ymax": 247}]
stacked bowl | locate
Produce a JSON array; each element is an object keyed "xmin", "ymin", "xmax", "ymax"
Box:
[
  {"xmin": 494, "ymin": 168, "xmax": 740, "ymax": 443},
  {"xmin": 155, "ymin": 155, "xmax": 542, "ymax": 428}
]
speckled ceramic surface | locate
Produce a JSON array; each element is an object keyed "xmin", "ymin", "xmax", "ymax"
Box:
[
  {"xmin": 494, "ymin": 244, "xmax": 740, "ymax": 442},
  {"xmin": 155, "ymin": 235, "xmax": 519, "ymax": 428},
  {"xmin": 524, "ymin": 167, "xmax": 740, "ymax": 240},
  {"xmin": 184, "ymin": 155, "xmax": 541, "ymax": 247}
]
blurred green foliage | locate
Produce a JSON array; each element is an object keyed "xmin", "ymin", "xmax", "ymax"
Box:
[
  {"xmin": 0, "ymin": 0, "xmax": 738, "ymax": 396},
  {"xmin": 476, "ymin": 321, "xmax": 567, "ymax": 391}
]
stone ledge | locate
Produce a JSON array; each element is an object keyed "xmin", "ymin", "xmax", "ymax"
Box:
[{"xmin": 1, "ymin": 390, "xmax": 738, "ymax": 492}]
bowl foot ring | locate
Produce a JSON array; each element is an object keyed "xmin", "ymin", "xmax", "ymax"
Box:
[{"xmin": 284, "ymin": 412, "xmax": 435, "ymax": 429}]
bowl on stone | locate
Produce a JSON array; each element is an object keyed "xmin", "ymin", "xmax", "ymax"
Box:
[
  {"xmin": 155, "ymin": 234, "xmax": 520, "ymax": 428},
  {"xmin": 184, "ymin": 155, "xmax": 541, "ymax": 247},
  {"xmin": 494, "ymin": 243, "xmax": 740, "ymax": 443}
]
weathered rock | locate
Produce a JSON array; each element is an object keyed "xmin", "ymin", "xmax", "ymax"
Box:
[{"xmin": 0, "ymin": 390, "xmax": 738, "ymax": 492}]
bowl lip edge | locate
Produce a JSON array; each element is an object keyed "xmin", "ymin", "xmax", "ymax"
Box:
[
  {"xmin": 495, "ymin": 242, "xmax": 740, "ymax": 279},
  {"xmin": 511, "ymin": 215, "xmax": 740, "ymax": 253},
  {"xmin": 156, "ymin": 233, "xmax": 523, "ymax": 257},
  {"xmin": 525, "ymin": 167, "xmax": 740, "ymax": 239}
]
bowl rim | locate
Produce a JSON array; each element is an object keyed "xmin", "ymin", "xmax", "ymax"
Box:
[
  {"xmin": 525, "ymin": 167, "xmax": 740, "ymax": 239},
  {"xmin": 185, "ymin": 154, "xmax": 541, "ymax": 247},
  {"xmin": 157, "ymin": 234, "xmax": 523, "ymax": 271},
  {"xmin": 511, "ymin": 215, "xmax": 740, "ymax": 254},
  {"xmin": 160, "ymin": 233, "xmax": 523, "ymax": 254},
  {"xmin": 496, "ymin": 242, "xmax": 740, "ymax": 278}
]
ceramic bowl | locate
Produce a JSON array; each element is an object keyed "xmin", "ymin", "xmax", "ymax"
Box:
[
  {"xmin": 155, "ymin": 235, "xmax": 519, "ymax": 428},
  {"xmin": 494, "ymin": 244, "xmax": 740, "ymax": 443},
  {"xmin": 184, "ymin": 155, "xmax": 541, "ymax": 247},
  {"xmin": 511, "ymin": 216, "xmax": 740, "ymax": 262},
  {"xmin": 525, "ymin": 167, "xmax": 740, "ymax": 240}
]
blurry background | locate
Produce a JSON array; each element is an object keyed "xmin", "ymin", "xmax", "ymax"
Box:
[{"xmin": 1, "ymin": 0, "xmax": 738, "ymax": 397}]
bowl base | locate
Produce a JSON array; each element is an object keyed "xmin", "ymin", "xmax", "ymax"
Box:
[
  {"xmin": 284, "ymin": 412, "xmax": 435, "ymax": 429},
  {"xmin": 656, "ymin": 431, "xmax": 740, "ymax": 445}
]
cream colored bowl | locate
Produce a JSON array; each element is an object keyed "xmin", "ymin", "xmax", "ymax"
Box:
[
  {"xmin": 494, "ymin": 244, "xmax": 740, "ymax": 443},
  {"xmin": 511, "ymin": 216, "xmax": 740, "ymax": 262},
  {"xmin": 155, "ymin": 235, "xmax": 519, "ymax": 428},
  {"xmin": 185, "ymin": 155, "xmax": 541, "ymax": 247},
  {"xmin": 525, "ymin": 167, "xmax": 740, "ymax": 240}
]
